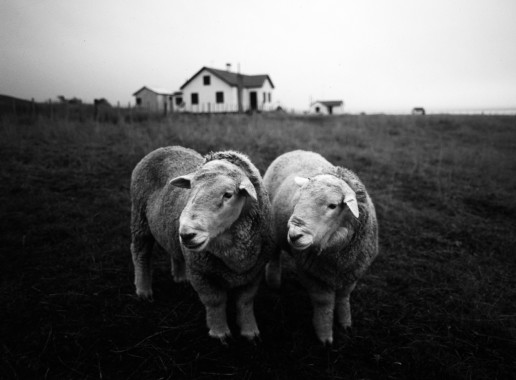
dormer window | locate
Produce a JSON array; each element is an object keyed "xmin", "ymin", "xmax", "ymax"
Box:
[{"xmin": 203, "ymin": 75, "xmax": 211, "ymax": 85}]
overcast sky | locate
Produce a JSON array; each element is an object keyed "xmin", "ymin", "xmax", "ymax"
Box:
[{"xmin": 1, "ymin": 0, "xmax": 515, "ymax": 113}]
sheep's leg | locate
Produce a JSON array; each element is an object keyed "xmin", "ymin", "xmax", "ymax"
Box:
[
  {"xmin": 336, "ymin": 281, "xmax": 356, "ymax": 330},
  {"xmin": 131, "ymin": 233, "xmax": 155, "ymax": 300},
  {"xmin": 201, "ymin": 291, "xmax": 230, "ymax": 342},
  {"xmin": 235, "ymin": 278, "xmax": 261, "ymax": 341},
  {"xmin": 265, "ymin": 248, "xmax": 282, "ymax": 289},
  {"xmin": 190, "ymin": 276, "xmax": 231, "ymax": 342},
  {"xmin": 171, "ymin": 255, "xmax": 187, "ymax": 283},
  {"xmin": 308, "ymin": 286, "xmax": 336, "ymax": 345}
]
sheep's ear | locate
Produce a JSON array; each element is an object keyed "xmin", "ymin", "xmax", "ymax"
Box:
[
  {"xmin": 294, "ymin": 177, "xmax": 309, "ymax": 187},
  {"xmin": 343, "ymin": 193, "xmax": 359, "ymax": 218},
  {"xmin": 239, "ymin": 177, "xmax": 257, "ymax": 201},
  {"xmin": 169, "ymin": 173, "xmax": 194, "ymax": 189}
]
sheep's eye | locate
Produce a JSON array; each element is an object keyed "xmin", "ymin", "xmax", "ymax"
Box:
[
  {"xmin": 223, "ymin": 192, "xmax": 233, "ymax": 199},
  {"xmin": 328, "ymin": 203, "xmax": 337, "ymax": 210}
]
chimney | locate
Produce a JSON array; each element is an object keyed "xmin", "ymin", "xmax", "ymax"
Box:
[{"xmin": 226, "ymin": 63, "xmax": 232, "ymax": 72}]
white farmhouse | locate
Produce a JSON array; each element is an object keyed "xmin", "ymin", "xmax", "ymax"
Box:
[
  {"xmin": 179, "ymin": 66, "xmax": 275, "ymax": 113},
  {"xmin": 132, "ymin": 86, "xmax": 183, "ymax": 113},
  {"xmin": 309, "ymin": 100, "xmax": 345, "ymax": 115}
]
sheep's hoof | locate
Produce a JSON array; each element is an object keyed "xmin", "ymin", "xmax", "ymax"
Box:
[
  {"xmin": 317, "ymin": 334, "xmax": 333, "ymax": 347},
  {"xmin": 241, "ymin": 329, "xmax": 261, "ymax": 344},
  {"xmin": 209, "ymin": 330, "xmax": 232, "ymax": 346},
  {"xmin": 136, "ymin": 289, "xmax": 154, "ymax": 302},
  {"xmin": 338, "ymin": 316, "xmax": 352, "ymax": 329},
  {"xmin": 322, "ymin": 338, "xmax": 333, "ymax": 347}
]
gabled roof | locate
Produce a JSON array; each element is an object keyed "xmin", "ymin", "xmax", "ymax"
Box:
[
  {"xmin": 132, "ymin": 86, "xmax": 174, "ymax": 96},
  {"xmin": 313, "ymin": 100, "xmax": 344, "ymax": 107},
  {"xmin": 179, "ymin": 67, "xmax": 275, "ymax": 90}
]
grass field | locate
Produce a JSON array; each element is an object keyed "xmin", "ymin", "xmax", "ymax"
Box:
[{"xmin": 1, "ymin": 113, "xmax": 515, "ymax": 379}]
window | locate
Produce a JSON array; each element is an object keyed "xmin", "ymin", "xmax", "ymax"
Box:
[
  {"xmin": 263, "ymin": 92, "xmax": 266, "ymax": 103},
  {"xmin": 175, "ymin": 97, "xmax": 183, "ymax": 106},
  {"xmin": 268, "ymin": 93, "xmax": 272, "ymax": 102},
  {"xmin": 191, "ymin": 93, "xmax": 199, "ymax": 105},
  {"xmin": 315, "ymin": 106, "xmax": 320, "ymax": 113},
  {"xmin": 136, "ymin": 97, "xmax": 142, "ymax": 105},
  {"xmin": 216, "ymin": 91, "xmax": 224, "ymax": 104},
  {"xmin": 203, "ymin": 75, "xmax": 210, "ymax": 85}
]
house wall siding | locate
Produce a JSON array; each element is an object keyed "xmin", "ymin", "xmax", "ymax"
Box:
[
  {"xmin": 181, "ymin": 69, "xmax": 274, "ymax": 113},
  {"xmin": 134, "ymin": 88, "xmax": 171, "ymax": 111},
  {"xmin": 309, "ymin": 102, "xmax": 345, "ymax": 115},
  {"xmin": 309, "ymin": 102, "xmax": 328, "ymax": 115},
  {"xmin": 181, "ymin": 69, "xmax": 238, "ymax": 112},
  {"xmin": 240, "ymin": 80, "xmax": 274, "ymax": 112}
]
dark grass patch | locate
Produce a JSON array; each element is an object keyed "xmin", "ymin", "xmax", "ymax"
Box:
[{"xmin": 1, "ymin": 114, "xmax": 515, "ymax": 379}]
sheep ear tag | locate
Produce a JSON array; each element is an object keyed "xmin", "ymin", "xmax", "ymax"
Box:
[
  {"xmin": 294, "ymin": 177, "xmax": 309, "ymax": 187},
  {"xmin": 344, "ymin": 194, "xmax": 359, "ymax": 218},
  {"xmin": 239, "ymin": 177, "xmax": 257, "ymax": 201},
  {"xmin": 169, "ymin": 173, "xmax": 194, "ymax": 189}
]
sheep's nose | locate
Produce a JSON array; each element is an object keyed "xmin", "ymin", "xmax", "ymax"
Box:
[
  {"xmin": 289, "ymin": 233, "xmax": 303, "ymax": 243},
  {"xmin": 180, "ymin": 232, "xmax": 196, "ymax": 243}
]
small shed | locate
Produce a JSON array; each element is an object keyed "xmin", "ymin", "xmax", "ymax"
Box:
[
  {"xmin": 309, "ymin": 100, "xmax": 344, "ymax": 115},
  {"xmin": 133, "ymin": 86, "xmax": 182, "ymax": 112},
  {"xmin": 412, "ymin": 107, "xmax": 426, "ymax": 115}
]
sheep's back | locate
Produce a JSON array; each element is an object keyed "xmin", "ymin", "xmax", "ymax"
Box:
[
  {"xmin": 264, "ymin": 150, "xmax": 332, "ymax": 198},
  {"xmin": 130, "ymin": 146, "xmax": 203, "ymax": 248},
  {"xmin": 131, "ymin": 146, "xmax": 202, "ymax": 197}
]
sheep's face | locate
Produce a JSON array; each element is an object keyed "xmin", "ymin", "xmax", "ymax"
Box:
[
  {"xmin": 170, "ymin": 160, "xmax": 257, "ymax": 252},
  {"xmin": 287, "ymin": 174, "xmax": 358, "ymax": 251}
]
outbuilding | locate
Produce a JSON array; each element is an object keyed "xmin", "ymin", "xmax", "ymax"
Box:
[
  {"xmin": 309, "ymin": 100, "xmax": 345, "ymax": 115},
  {"xmin": 132, "ymin": 86, "xmax": 183, "ymax": 113}
]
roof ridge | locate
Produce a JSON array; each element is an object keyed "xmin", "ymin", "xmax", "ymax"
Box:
[{"xmin": 180, "ymin": 66, "xmax": 274, "ymax": 89}]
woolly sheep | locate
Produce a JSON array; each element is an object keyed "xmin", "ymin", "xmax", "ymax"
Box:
[
  {"xmin": 130, "ymin": 146, "xmax": 272, "ymax": 342},
  {"xmin": 263, "ymin": 150, "xmax": 378, "ymax": 345}
]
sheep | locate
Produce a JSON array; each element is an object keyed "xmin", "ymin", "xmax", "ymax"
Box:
[
  {"xmin": 130, "ymin": 146, "xmax": 272, "ymax": 342},
  {"xmin": 263, "ymin": 150, "xmax": 378, "ymax": 345}
]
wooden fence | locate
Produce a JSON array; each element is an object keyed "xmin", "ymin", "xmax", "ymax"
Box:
[{"xmin": 0, "ymin": 97, "xmax": 174, "ymax": 123}]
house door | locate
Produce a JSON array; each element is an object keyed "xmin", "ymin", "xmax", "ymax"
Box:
[
  {"xmin": 249, "ymin": 91, "xmax": 257, "ymax": 111},
  {"xmin": 327, "ymin": 106, "xmax": 333, "ymax": 115}
]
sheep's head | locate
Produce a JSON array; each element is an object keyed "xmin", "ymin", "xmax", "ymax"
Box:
[
  {"xmin": 287, "ymin": 174, "xmax": 358, "ymax": 252},
  {"xmin": 170, "ymin": 160, "xmax": 257, "ymax": 252}
]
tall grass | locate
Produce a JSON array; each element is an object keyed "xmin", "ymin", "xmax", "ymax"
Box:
[{"xmin": 1, "ymin": 113, "xmax": 515, "ymax": 379}]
